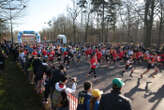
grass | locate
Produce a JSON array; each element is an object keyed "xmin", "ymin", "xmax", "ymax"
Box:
[{"xmin": 0, "ymin": 56, "xmax": 44, "ymax": 110}]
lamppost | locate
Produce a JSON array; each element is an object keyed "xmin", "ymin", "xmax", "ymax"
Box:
[{"xmin": 6, "ymin": 1, "xmax": 26, "ymax": 44}]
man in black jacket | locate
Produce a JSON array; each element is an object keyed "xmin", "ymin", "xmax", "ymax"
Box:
[
  {"xmin": 98, "ymin": 78, "xmax": 133, "ymax": 110},
  {"xmin": 0, "ymin": 49, "xmax": 5, "ymax": 74},
  {"xmin": 32, "ymin": 55, "xmax": 43, "ymax": 85}
]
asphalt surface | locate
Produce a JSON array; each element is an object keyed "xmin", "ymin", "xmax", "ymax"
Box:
[{"xmin": 67, "ymin": 57, "xmax": 164, "ymax": 110}]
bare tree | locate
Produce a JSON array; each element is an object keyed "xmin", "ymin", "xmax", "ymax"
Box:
[
  {"xmin": 67, "ymin": 0, "xmax": 81, "ymax": 42},
  {"xmin": 0, "ymin": 0, "xmax": 27, "ymax": 43},
  {"xmin": 156, "ymin": 0, "xmax": 164, "ymax": 47}
]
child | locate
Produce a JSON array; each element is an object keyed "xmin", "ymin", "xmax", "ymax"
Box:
[{"xmin": 90, "ymin": 89, "xmax": 103, "ymax": 110}]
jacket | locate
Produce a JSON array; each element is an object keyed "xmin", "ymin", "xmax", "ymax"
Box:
[
  {"xmin": 76, "ymin": 91, "xmax": 91, "ymax": 110},
  {"xmin": 98, "ymin": 90, "xmax": 132, "ymax": 110}
]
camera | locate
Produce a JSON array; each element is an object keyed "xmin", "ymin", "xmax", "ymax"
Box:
[{"xmin": 69, "ymin": 77, "xmax": 77, "ymax": 82}]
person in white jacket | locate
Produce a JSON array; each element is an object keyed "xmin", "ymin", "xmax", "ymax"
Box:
[{"xmin": 51, "ymin": 76, "xmax": 77, "ymax": 110}]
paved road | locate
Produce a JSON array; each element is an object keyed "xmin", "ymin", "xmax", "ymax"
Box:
[{"xmin": 67, "ymin": 59, "xmax": 164, "ymax": 110}]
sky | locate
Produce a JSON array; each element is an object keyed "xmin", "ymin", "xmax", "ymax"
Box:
[{"xmin": 14, "ymin": 0, "xmax": 72, "ymax": 32}]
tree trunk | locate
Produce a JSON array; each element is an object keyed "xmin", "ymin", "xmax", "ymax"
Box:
[
  {"xmin": 73, "ymin": 21, "xmax": 76, "ymax": 42},
  {"xmin": 127, "ymin": 4, "xmax": 131, "ymax": 42},
  {"xmin": 101, "ymin": 3, "xmax": 105, "ymax": 42},
  {"xmin": 105, "ymin": 22, "xmax": 109, "ymax": 42},
  {"xmin": 157, "ymin": 6, "xmax": 164, "ymax": 48},
  {"xmin": 144, "ymin": 0, "xmax": 155, "ymax": 48},
  {"xmin": 85, "ymin": 12, "xmax": 91, "ymax": 42}
]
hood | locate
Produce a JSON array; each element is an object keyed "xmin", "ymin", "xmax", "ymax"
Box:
[
  {"xmin": 55, "ymin": 82, "xmax": 66, "ymax": 92},
  {"xmin": 42, "ymin": 63, "xmax": 48, "ymax": 66}
]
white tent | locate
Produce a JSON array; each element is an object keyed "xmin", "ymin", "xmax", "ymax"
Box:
[{"xmin": 57, "ymin": 34, "xmax": 67, "ymax": 44}]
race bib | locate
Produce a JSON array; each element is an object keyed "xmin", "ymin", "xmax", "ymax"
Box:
[{"xmin": 93, "ymin": 63, "xmax": 97, "ymax": 66}]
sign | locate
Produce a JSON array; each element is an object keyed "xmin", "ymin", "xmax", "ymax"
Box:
[
  {"xmin": 23, "ymin": 31, "xmax": 35, "ymax": 34},
  {"xmin": 17, "ymin": 31, "xmax": 41, "ymax": 43}
]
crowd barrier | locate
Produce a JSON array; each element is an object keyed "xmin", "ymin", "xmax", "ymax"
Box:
[{"xmin": 68, "ymin": 93, "xmax": 78, "ymax": 110}]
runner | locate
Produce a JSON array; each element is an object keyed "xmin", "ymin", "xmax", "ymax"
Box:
[
  {"xmin": 88, "ymin": 53, "xmax": 98, "ymax": 78},
  {"xmin": 140, "ymin": 53, "xmax": 160, "ymax": 78},
  {"xmin": 121, "ymin": 56, "xmax": 135, "ymax": 77},
  {"xmin": 105, "ymin": 48, "xmax": 110, "ymax": 64}
]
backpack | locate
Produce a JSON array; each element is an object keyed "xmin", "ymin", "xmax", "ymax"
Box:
[
  {"xmin": 52, "ymin": 89, "xmax": 69, "ymax": 108},
  {"xmin": 52, "ymin": 89, "xmax": 62, "ymax": 107}
]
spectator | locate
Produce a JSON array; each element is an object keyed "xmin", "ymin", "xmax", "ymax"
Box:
[
  {"xmin": 90, "ymin": 89, "xmax": 103, "ymax": 110},
  {"xmin": 50, "ymin": 64, "xmax": 67, "ymax": 91},
  {"xmin": 41, "ymin": 59, "xmax": 51, "ymax": 104},
  {"xmin": 19, "ymin": 49, "xmax": 25, "ymax": 69},
  {"xmin": 0, "ymin": 49, "xmax": 5, "ymax": 74},
  {"xmin": 98, "ymin": 78, "xmax": 133, "ymax": 110},
  {"xmin": 32, "ymin": 55, "xmax": 42, "ymax": 82},
  {"xmin": 51, "ymin": 76, "xmax": 77, "ymax": 110},
  {"xmin": 27, "ymin": 55, "xmax": 34, "ymax": 84},
  {"xmin": 77, "ymin": 81, "xmax": 92, "ymax": 110}
]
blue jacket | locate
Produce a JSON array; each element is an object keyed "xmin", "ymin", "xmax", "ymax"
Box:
[
  {"xmin": 76, "ymin": 91, "xmax": 91, "ymax": 110},
  {"xmin": 93, "ymin": 101, "xmax": 100, "ymax": 110}
]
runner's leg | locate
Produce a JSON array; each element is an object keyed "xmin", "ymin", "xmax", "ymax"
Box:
[
  {"xmin": 151, "ymin": 66, "xmax": 159, "ymax": 78},
  {"xmin": 141, "ymin": 69, "xmax": 150, "ymax": 78}
]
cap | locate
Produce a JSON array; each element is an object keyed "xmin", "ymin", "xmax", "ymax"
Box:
[
  {"xmin": 92, "ymin": 89, "xmax": 103, "ymax": 98},
  {"xmin": 112, "ymin": 78, "xmax": 125, "ymax": 88}
]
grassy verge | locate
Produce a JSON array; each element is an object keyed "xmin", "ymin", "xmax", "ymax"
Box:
[{"xmin": 0, "ymin": 57, "xmax": 44, "ymax": 110}]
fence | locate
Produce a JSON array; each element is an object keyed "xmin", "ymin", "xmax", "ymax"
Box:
[{"xmin": 68, "ymin": 93, "xmax": 78, "ymax": 110}]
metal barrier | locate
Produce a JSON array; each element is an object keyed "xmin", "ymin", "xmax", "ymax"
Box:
[{"xmin": 68, "ymin": 93, "xmax": 78, "ymax": 110}]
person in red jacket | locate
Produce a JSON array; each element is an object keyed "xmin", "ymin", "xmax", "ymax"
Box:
[
  {"xmin": 88, "ymin": 53, "xmax": 98, "ymax": 78},
  {"xmin": 32, "ymin": 50, "xmax": 38, "ymax": 56},
  {"xmin": 97, "ymin": 50, "xmax": 102, "ymax": 63},
  {"xmin": 42, "ymin": 49, "xmax": 47, "ymax": 57},
  {"xmin": 24, "ymin": 49, "xmax": 28, "ymax": 55},
  {"xmin": 63, "ymin": 50, "xmax": 69, "ymax": 64},
  {"xmin": 85, "ymin": 48, "xmax": 90, "ymax": 60},
  {"xmin": 136, "ymin": 51, "xmax": 143, "ymax": 63},
  {"xmin": 112, "ymin": 49, "xmax": 117, "ymax": 64},
  {"xmin": 159, "ymin": 53, "xmax": 164, "ymax": 62},
  {"xmin": 141, "ymin": 54, "xmax": 160, "ymax": 78},
  {"xmin": 48, "ymin": 49, "xmax": 55, "ymax": 62},
  {"xmin": 118, "ymin": 50, "xmax": 124, "ymax": 60}
]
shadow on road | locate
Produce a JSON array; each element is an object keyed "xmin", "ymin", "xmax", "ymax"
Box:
[
  {"xmin": 144, "ymin": 85, "xmax": 164, "ymax": 110},
  {"xmin": 124, "ymin": 78, "xmax": 150, "ymax": 100}
]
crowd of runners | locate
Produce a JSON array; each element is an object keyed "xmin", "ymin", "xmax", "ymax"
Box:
[{"xmin": 0, "ymin": 40, "xmax": 164, "ymax": 110}]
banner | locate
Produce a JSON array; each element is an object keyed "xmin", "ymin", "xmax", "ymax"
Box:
[{"xmin": 17, "ymin": 31, "xmax": 41, "ymax": 43}]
